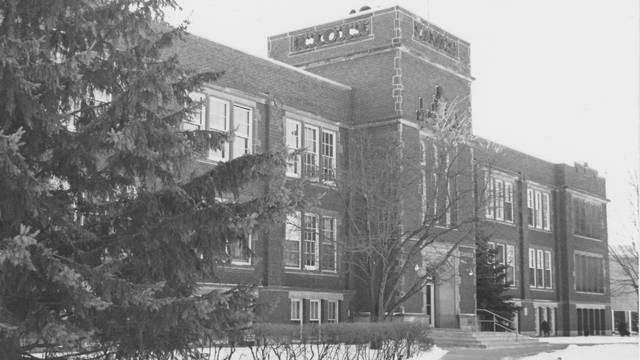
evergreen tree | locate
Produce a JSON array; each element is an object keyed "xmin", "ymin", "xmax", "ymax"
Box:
[
  {"xmin": 0, "ymin": 1, "xmax": 294, "ymax": 359},
  {"xmin": 475, "ymin": 234, "xmax": 518, "ymax": 324}
]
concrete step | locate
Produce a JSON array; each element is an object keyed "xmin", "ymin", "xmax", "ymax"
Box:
[{"xmin": 427, "ymin": 329, "xmax": 545, "ymax": 350}]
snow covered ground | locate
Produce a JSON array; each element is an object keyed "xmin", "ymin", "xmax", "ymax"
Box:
[
  {"xmin": 542, "ymin": 335, "xmax": 639, "ymax": 344},
  {"xmin": 520, "ymin": 336, "xmax": 639, "ymax": 360}
]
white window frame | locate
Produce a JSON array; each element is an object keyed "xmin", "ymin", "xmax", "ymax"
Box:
[
  {"xmin": 327, "ymin": 300, "xmax": 339, "ymax": 323},
  {"xmin": 303, "ymin": 214, "xmax": 320, "ymax": 270},
  {"xmin": 529, "ymin": 248, "xmax": 536, "ymax": 287},
  {"xmin": 535, "ymin": 191, "xmax": 543, "ymax": 229},
  {"xmin": 542, "ymin": 193, "xmax": 550, "ymax": 230},
  {"xmin": 544, "ymin": 250, "xmax": 553, "ymax": 289},
  {"xmin": 207, "ymin": 96, "xmax": 230, "ymax": 161},
  {"xmin": 485, "ymin": 173, "xmax": 514, "ymax": 224},
  {"xmin": 303, "ymin": 125, "xmax": 319, "ymax": 180},
  {"xmin": 495, "ymin": 179, "xmax": 505, "ymax": 221},
  {"xmin": 321, "ymin": 217, "xmax": 337, "ymax": 272},
  {"xmin": 309, "ymin": 299, "xmax": 321, "ymax": 322},
  {"xmin": 290, "ymin": 299, "xmax": 302, "ymax": 321},
  {"xmin": 285, "ymin": 212, "xmax": 301, "ymax": 269},
  {"xmin": 506, "ymin": 244, "xmax": 516, "ymax": 287},
  {"xmin": 536, "ymin": 249, "xmax": 544, "ymax": 288},
  {"xmin": 504, "ymin": 183, "xmax": 513, "ymax": 222},
  {"xmin": 232, "ymin": 105, "xmax": 253, "ymax": 159},
  {"xmin": 485, "ymin": 176, "xmax": 495, "ymax": 219},
  {"xmin": 320, "ymin": 130, "xmax": 336, "ymax": 183},
  {"xmin": 285, "ymin": 119, "xmax": 301, "ymax": 178},
  {"xmin": 528, "ymin": 187, "xmax": 551, "ymax": 231}
]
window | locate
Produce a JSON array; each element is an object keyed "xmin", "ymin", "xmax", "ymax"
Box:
[
  {"xmin": 575, "ymin": 253, "xmax": 604, "ymax": 293},
  {"xmin": 573, "ymin": 197, "xmax": 604, "ymax": 239},
  {"xmin": 286, "ymin": 119, "xmax": 301, "ymax": 177},
  {"xmin": 303, "ymin": 125, "xmax": 319, "ymax": 179},
  {"xmin": 321, "ymin": 217, "xmax": 337, "ymax": 272},
  {"xmin": 207, "ymin": 97, "xmax": 230, "ymax": 161},
  {"xmin": 544, "ymin": 251, "xmax": 552, "ymax": 289},
  {"xmin": 528, "ymin": 248, "xmax": 536, "ymax": 287},
  {"xmin": 485, "ymin": 174, "xmax": 514, "ymax": 223},
  {"xmin": 285, "ymin": 117, "xmax": 337, "ymax": 184},
  {"xmin": 285, "ymin": 212, "xmax": 338, "ymax": 272},
  {"xmin": 227, "ymin": 233, "xmax": 251, "ymax": 265},
  {"xmin": 184, "ymin": 92, "xmax": 206, "ymax": 130},
  {"xmin": 309, "ymin": 300, "xmax": 321, "ymax": 322},
  {"xmin": 527, "ymin": 188, "xmax": 551, "ymax": 231},
  {"xmin": 291, "ymin": 299, "xmax": 302, "ymax": 321},
  {"xmin": 303, "ymin": 214, "xmax": 319, "ymax": 270},
  {"xmin": 530, "ymin": 247, "xmax": 553, "ymax": 289},
  {"xmin": 434, "ymin": 146, "xmax": 454, "ymax": 226},
  {"xmin": 285, "ymin": 212, "xmax": 301, "ymax": 268},
  {"xmin": 327, "ymin": 301, "xmax": 339, "ymax": 323},
  {"xmin": 506, "ymin": 245, "xmax": 515, "ymax": 285},
  {"xmin": 232, "ymin": 105, "xmax": 252, "ymax": 158},
  {"xmin": 536, "ymin": 250, "xmax": 544, "ymax": 288},
  {"xmin": 320, "ymin": 131, "xmax": 336, "ymax": 182}
]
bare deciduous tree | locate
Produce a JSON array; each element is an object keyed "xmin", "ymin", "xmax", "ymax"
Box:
[{"xmin": 340, "ymin": 97, "xmax": 488, "ymax": 321}]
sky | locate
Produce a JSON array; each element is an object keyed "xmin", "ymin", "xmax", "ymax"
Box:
[{"xmin": 165, "ymin": 0, "xmax": 640, "ymax": 244}]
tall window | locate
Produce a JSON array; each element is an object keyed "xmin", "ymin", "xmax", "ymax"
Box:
[
  {"xmin": 527, "ymin": 188, "xmax": 551, "ymax": 231},
  {"xmin": 573, "ymin": 198, "xmax": 604, "ymax": 239},
  {"xmin": 303, "ymin": 126, "xmax": 319, "ymax": 179},
  {"xmin": 285, "ymin": 212, "xmax": 338, "ymax": 272},
  {"xmin": 285, "ymin": 212, "xmax": 301, "ymax": 268},
  {"xmin": 575, "ymin": 253, "xmax": 604, "ymax": 293},
  {"xmin": 320, "ymin": 131, "xmax": 336, "ymax": 182},
  {"xmin": 227, "ymin": 233, "xmax": 251, "ymax": 265},
  {"xmin": 309, "ymin": 300, "xmax": 321, "ymax": 322},
  {"xmin": 290, "ymin": 299, "xmax": 302, "ymax": 321},
  {"xmin": 434, "ymin": 146, "xmax": 454, "ymax": 226},
  {"xmin": 485, "ymin": 174, "xmax": 514, "ymax": 223},
  {"xmin": 303, "ymin": 214, "xmax": 319, "ymax": 270},
  {"xmin": 327, "ymin": 301, "xmax": 339, "ymax": 323},
  {"xmin": 286, "ymin": 119, "xmax": 301, "ymax": 177},
  {"xmin": 208, "ymin": 97, "xmax": 230, "ymax": 161},
  {"xmin": 321, "ymin": 217, "xmax": 337, "ymax": 272},
  {"xmin": 529, "ymin": 247, "xmax": 553, "ymax": 289},
  {"xmin": 528, "ymin": 248, "xmax": 536, "ymax": 287},
  {"xmin": 506, "ymin": 245, "xmax": 515, "ymax": 285},
  {"xmin": 232, "ymin": 105, "xmax": 252, "ymax": 158}
]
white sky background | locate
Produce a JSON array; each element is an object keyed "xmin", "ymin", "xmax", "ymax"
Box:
[{"xmin": 165, "ymin": 0, "xmax": 640, "ymax": 245}]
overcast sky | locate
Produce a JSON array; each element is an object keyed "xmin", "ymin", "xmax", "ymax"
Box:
[{"xmin": 166, "ymin": 0, "xmax": 640, "ymax": 244}]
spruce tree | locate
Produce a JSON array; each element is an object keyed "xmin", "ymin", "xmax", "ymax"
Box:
[
  {"xmin": 0, "ymin": 1, "xmax": 294, "ymax": 359},
  {"xmin": 476, "ymin": 234, "xmax": 518, "ymax": 327}
]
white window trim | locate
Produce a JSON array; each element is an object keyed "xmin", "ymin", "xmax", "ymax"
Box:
[
  {"xmin": 290, "ymin": 298, "xmax": 302, "ymax": 321},
  {"xmin": 207, "ymin": 96, "xmax": 230, "ymax": 162},
  {"xmin": 303, "ymin": 124, "xmax": 320, "ymax": 180},
  {"xmin": 285, "ymin": 118, "xmax": 302, "ymax": 178},
  {"xmin": 536, "ymin": 249, "xmax": 544, "ymax": 288},
  {"xmin": 321, "ymin": 217, "xmax": 338, "ymax": 273},
  {"xmin": 320, "ymin": 129, "xmax": 337, "ymax": 184},
  {"xmin": 485, "ymin": 173, "xmax": 514, "ymax": 224},
  {"xmin": 303, "ymin": 213, "xmax": 320, "ymax": 271},
  {"xmin": 309, "ymin": 299, "xmax": 321, "ymax": 322},
  {"xmin": 527, "ymin": 185, "xmax": 552, "ymax": 232},
  {"xmin": 231, "ymin": 104, "xmax": 253, "ymax": 159},
  {"xmin": 544, "ymin": 250, "xmax": 553, "ymax": 289},
  {"xmin": 506, "ymin": 244, "xmax": 516, "ymax": 287},
  {"xmin": 327, "ymin": 300, "xmax": 339, "ymax": 323},
  {"xmin": 529, "ymin": 248, "xmax": 536, "ymax": 287},
  {"xmin": 285, "ymin": 212, "xmax": 302, "ymax": 270}
]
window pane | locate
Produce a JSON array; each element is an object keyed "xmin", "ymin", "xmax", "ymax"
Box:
[
  {"xmin": 320, "ymin": 131, "xmax": 336, "ymax": 182},
  {"xmin": 303, "ymin": 215, "xmax": 318, "ymax": 269},
  {"xmin": 209, "ymin": 97, "xmax": 228, "ymax": 131},
  {"xmin": 286, "ymin": 119, "xmax": 301, "ymax": 177},
  {"xmin": 285, "ymin": 213, "xmax": 300, "ymax": 268},
  {"xmin": 304, "ymin": 126, "xmax": 318, "ymax": 178},
  {"xmin": 321, "ymin": 217, "xmax": 336, "ymax": 271}
]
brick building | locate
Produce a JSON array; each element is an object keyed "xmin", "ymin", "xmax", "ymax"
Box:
[{"xmin": 168, "ymin": 5, "xmax": 610, "ymax": 336}]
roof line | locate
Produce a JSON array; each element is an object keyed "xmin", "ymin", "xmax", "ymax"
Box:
[{"xmin": 185, "ymin": 33, "xmax": 352, "ymax": 91}]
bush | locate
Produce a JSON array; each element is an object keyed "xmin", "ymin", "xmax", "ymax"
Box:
[{"xmin": 253, "ymin": 321, "xmax": 431, "ymax": 346}]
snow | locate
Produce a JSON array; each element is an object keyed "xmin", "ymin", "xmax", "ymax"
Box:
[
  {"xmin": 408, "ymin": 345, "xmax": 448, "ymax": 360},
  {"xmin": 519, "ymin": 343, "xmax": 639, "ymax": 360},
  {"xmin": 542, "ymin": 335, "xmax": 639, "ymax": 344}
]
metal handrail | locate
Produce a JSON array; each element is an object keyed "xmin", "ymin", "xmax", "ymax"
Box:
[{"xmin": 476, "ymin": 308, "xmax": 518, "ymax": 341}]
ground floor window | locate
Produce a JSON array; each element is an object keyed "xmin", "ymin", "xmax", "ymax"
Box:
[
  {"xmin": 289, "ymin": 298, "xmax": 340, "ymax": 324},
  {"xmin": 577, "ymin": 308, "xmax": 606, "ymax": 336}
]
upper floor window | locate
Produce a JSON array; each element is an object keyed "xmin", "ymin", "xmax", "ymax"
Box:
[
  {"xmin": 485, "ymin": 174, "xmax": 514, "ymax": 223},
  {"xmin": 575, "ymin": 253, "xmax": 605, "ymax": 293},
  {"xmin": 432, "ymin": 145, "xmax": 456, "ymax": 227},
  {"xmin": 185, "ymin": 93, "xmax": 253, "ymax": 162},
  {"xmin": 285, "ymin": 211, "xmax": 338, "ymax": 272},
  {"xmin": 573, "ymin": 197, "xmax": 604, "ymax": 239},
  {"xmin": 488, "ymin": 242, "xmax": 516, "ymax": 286},
  {"xmin": 285, "ymin": 117, "xmax": 336, "ymax": 184},
  {"xmin": 527, "ymin": 188, "xmax": 551, "ymax": 231},
  {"xmin": 226, "ymin": 233, "xmax": 252, "ymax": 265},
  {"xmin": 528, "ymin": 248, "xmax": 553, "ymax": 289}
]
